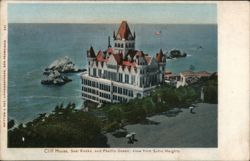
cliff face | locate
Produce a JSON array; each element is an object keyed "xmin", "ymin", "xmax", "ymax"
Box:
[{"xmin": 46, "ymin": 56, "xmax": 84, "ymax": 73}]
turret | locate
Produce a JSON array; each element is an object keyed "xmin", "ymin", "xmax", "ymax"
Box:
[
  {"xmin": 113, "ymin": 21, "xmax": 136, "ymax": 58},
  {"xmin": 86, "ymin": 46, "xmax": 96, "ymax": 72},
  {"xmin": 87, "ymin": 46, "xmax": 96, "ymax": 58},
  {"xmin": 156, "ymin": 49, "xmax": 166, "ymax": 83}
]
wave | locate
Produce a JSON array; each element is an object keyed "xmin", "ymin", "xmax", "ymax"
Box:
[
  {"xmin": 73, "ymin": 89, "xmax": 82, "ymax": 92},
  {"xmin": 24, "ymin": 69, "xmax": 40, "ymax": 77}
]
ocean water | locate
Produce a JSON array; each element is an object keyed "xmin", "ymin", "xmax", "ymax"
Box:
[{"xmin": 8, "ymin": 23, "xmax": 217, "ymax": 123}]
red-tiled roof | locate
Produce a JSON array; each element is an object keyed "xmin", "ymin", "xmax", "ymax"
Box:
[
  {"xmin": 96, "ymin": 50, "xmax": 108, "ymax": 62},
  {"xmin": 126, "ymin": 50, "xmax": 145, "ymax": 59},
  {"xmin": 116, "ymin": 21, "xmax": 134, "ymax": 40},
  {"xmin": 122, "ymin": 61, "xmax": 136, "ymax": 67},
  {"xmin": 126, "ymin": 50, "xmax": 137, "ymax": 58},
  {"xmin": 113, "ymin": 53, "xmax": 123, "ymax": 65}
]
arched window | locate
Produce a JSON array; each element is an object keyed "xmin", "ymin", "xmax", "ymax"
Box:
[
  {"xmin": 121, "ymin": 44, "xmax": 123, "ymax": 48},
  {"xmin": 118, "ymin": 43, "xmax": 120, "ymax": 47}
]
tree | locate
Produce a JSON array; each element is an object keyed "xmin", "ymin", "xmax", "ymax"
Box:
[{"xmin": 8, "ymin": 103, "xmax": 108, "ymax": 147}]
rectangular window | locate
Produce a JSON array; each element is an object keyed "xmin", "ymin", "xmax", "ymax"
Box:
[
  {"xmin": 93, "ymin": 68, "xmax": 96, "ymax": 77},
  {"xmin": 118, "ymin": 96, "xmax": 122, "ymax": 102},
  {"xmin": 108, "ymin": 72, "xmax": 110, "ymax": 80},
  {"xmin": 98, "ymin": 69, "xmax": 102, "ymax": 77},
  {"xmin": 125, "ymin": 74, "xmax": 129, "ymax": 83},
  {"xmin": 118, "ymin": 87, "xmax": 122, "ymax": 94},
  {"xmin": 113, "ymin": 86, "xmax": 117, "ymax": 93},
  {"xmin": 104, "ymin": 70, "xmax": 107, "ymax": 78},
  {"xmin": 131, "ymin": 76, "xmax": 135, "ymax": 84},
  {"xmin": 111, "ymin": 72, "xmax": 116, "ymax": 81},
  {"xmin": 123, "ymin": 89, "xmax": 127, "ymax": 95},
  {"xmin": 119, "ymin": 73, "xmax": 123, "ymax": 82}
]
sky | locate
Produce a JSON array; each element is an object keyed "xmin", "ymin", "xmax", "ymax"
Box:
[{"xmin": 8, "ymin": 3, "xmax": 217, "ymax": 24}]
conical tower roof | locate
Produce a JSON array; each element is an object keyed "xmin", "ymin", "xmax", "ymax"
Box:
[
  {"xmin": 115, "ymin": 21, "xmax": 134, "ymax": 40},
  {"xmin": 87, "ymin": 46, "xmax": 96, "ymax": 58}
]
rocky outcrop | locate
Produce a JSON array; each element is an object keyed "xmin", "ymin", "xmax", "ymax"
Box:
[
  {"xmin": 41, "ymin": 70, "xmax": 72, "ymax": 85},
  {"xmin": 44, "ymin": 56, "xmax": 86, "ymax": 74},
  {"xmin": 41, "ymin": 56, "xmax": 86, "ymax": 86},
  {"xmin": 167, "ymin": 49, "xmax": 187, "ymax": 59}
]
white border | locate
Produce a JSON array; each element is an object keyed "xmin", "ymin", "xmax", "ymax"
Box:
[{"xmin": 0, "ymin": 1, "xmax": 249, "ymax": 160}]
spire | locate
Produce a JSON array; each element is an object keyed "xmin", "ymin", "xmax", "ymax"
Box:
[
  {"xmin": 108, "ymin": 36, "xmax": 111, "ymax": 48},
  {"xmin": 159, "ymin": 49, "xmax": 163, "ymax": 55},
  {"xmin": 113, "ymin": 30, "xmax": 116, "ymax": 40},
  {"xmin": 87, "ymin": 46, "xmax": 96, "ymax": 58}
]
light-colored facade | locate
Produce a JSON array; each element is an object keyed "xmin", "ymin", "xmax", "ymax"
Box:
[
  {"xmin": 81, "ymin": 21, "xmax": 166, "ymax": 103},
  {"xmin": 176, "ymin": 71, "xmax": 211, "ymax": 88}
]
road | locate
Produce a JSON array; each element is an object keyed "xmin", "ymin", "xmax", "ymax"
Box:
[{"xmin": 106, "ymin": 103, "xmax": 217, "ymax": 147}]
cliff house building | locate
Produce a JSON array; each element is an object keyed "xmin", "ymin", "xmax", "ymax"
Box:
[{"xmin": 81, "ymin": 21, "xmax": 166, "ymax": 103}]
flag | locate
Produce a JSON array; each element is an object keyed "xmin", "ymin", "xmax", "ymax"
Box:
[{"xmin": 155, "ymin": 31, "xmax": 161, "ymax": 36}]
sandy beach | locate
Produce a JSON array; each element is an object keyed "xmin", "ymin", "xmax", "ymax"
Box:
[{"xmin": 106, "ymin": 103, "xmax": 217, "ymax": 147}]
